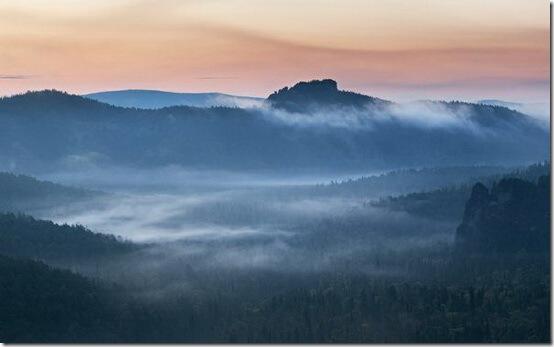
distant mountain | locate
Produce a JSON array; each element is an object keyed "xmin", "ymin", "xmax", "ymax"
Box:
[
  {"xmin": 0, "ymin": 80, "xmax": 548, "ymax": 172},
  {"xmin": 477, "ymin": 99, "xmax": 549, "ymax": 121},
  {"xmin": 477, "ymin": 99, "xmax": 523, "ymax": 109},
  {"xmin": 267, "ymin": 79, "xmax": 389, "ymax": 112},
  {"xmin": 85, "ymin": 89, "xmax": 263, "ymax": 109}
]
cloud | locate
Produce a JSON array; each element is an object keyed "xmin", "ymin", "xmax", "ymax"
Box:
[
  {"xmin": 0, "ymin": 74, "xmax": 33, "ymax": 80},
  {"xmin": 42, "ymin": 183, "xmax": 455, "ymax": 275},
  {"xmin": 382, "ymin": 101, "xmax": 478, "ymax": 129},
  {"xmin": 258, "ymin": 101, "xmax": 486, "ymax": 133},
  {"xmin": 516, "ymin": 102, "xmax": 550, "ymax": 122},
  {"xmin": 212, "ymin": 94, "xmax": 264, "ymax": 108}
]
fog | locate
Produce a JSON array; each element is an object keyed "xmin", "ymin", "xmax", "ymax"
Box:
[
  {"xmin": 43, "ymin": 190, "xmax": 387, "ymax": 242},
  {"xmin": 12, "ymin": 106, "xmax": 521, "ymax": 299},
  {"xmin": 258, "ymin": 100, "xmax": 497, "ymax": 134},
  {"xmin": 32, "ymin": 175, "xmax": 456, "ymax": 301},
  {"xmin": 38, "ymin": 165, "xmax": 387, "ymax": 192},
  {"xmin": 34, "ymin": 167, "xmax": 458, "ymax": 286}
]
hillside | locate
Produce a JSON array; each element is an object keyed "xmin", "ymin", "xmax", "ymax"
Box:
[
  {"xmin": 85, "ymin": 90, "xmax": 263, "ymax": 109},
  {"xmin": 371, "ymin": 162, "xmax": 550, "ymax": 221},
  {"xmin": 0, "ymin": 213, "xmax": 136, "ymax": 263},
  {"xmin": 0, "ymin": 254, "xmax": 117, "ymax": 342},
  {"xmin": 0, "ymin": 80, "xmax": 548, "ymax": 172},
  {"xmin": 0, "ymin": 172, "xmax": 96, "ymax": 213},
  {"xmin": 316, "ymin": 166, "xmax": 516, "ymax": 198}
]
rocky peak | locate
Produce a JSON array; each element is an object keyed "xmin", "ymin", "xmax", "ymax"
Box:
[{"xmin": 266, "ymin": 79, "xmax": 387, "ymax": 112}]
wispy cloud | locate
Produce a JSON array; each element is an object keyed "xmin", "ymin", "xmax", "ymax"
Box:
[
  {"xmin": 194, "ymin": 76, "xmax": 239, "ymax": 80},
  {"xmin": 0, "ymin": 74, "xmax": 34, "ymax": 80}
]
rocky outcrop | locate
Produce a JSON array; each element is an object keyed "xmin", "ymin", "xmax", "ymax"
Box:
[
  {"xmin": 455, "ymin": 176, "xmax": 550, "ymax": 254},
  {"xmin": 267, "ymin": 79, "xmax": 388, "ymax": 112}
]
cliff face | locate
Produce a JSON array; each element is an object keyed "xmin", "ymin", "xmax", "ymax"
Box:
[{"xmin": 455, "ymin": 176, "xmax": 550, "ymax": 254}]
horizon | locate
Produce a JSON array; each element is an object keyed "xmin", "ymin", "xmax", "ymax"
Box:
[
  {"xmin": 0, "ymin": 82, "xmax": 547, "ymax": 106},
  {"xmin": 0, "ymin": 1, "xmax": 550, "ymax": 343},
  {"xmin": 0, "ymin": 0, "xmax": 548, "ymax": 103}
]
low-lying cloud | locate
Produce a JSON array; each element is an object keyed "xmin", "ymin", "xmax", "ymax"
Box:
[
  {"xmin": 259, "ymin": 101, "xmax": 488, "ymax": 133},
  {"xmin": 40, "ymin": 181, "xmax": 456, "ymax": 274}
]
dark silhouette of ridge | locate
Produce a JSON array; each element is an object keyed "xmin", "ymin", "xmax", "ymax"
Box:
[
  {"xmin": 267, "ymin": 79, "xmax": 389, "ymax": 112},
  {"xmin": 0, "ymin": 90, "xmax": 121, "ymax": 116}
]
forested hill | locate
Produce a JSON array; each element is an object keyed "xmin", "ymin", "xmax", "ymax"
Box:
[
  {"xmin": 0, "ymin": 213, "xmax": 136, "ymax": 263},
  {"xmin": 0, "ymin": 90, "xmax": 120, "ymax": 116},
  {"xmin": 371, "ymin": 162, "xmax": 550, "ymax": 221},
  {"xmin": 267, "ymin": 79, "xmax": 389, "ymax": 112},
  {"xmin": 0, "ymin": 80, "xmax": 548, "ymax": 172},
  {"xmin": 316, "ymin": 166, "xmax": 516, "ymax": 197},
  {"xmin": 0, "ymin": 254, "xmax": 118, "ymax": 343},
  {"xmin": 0, "ymin": 172, "xmax": 96, "ymax": 213}
]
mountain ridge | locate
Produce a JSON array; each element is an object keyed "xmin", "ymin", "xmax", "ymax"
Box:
[
  {"xmin": 267, "ymin": 79, "xmax": 390, "ymax": 112},
  {"xmin": 85, "ymin": 89, "xmax": 263, "ymax": 109},
  {"xmin": 0, "ymin": 80, "xmax": 548, "ymax": 172},
  {"xmin": 2, "ymin": 80, "xmax": 540, "ymax": 118}
]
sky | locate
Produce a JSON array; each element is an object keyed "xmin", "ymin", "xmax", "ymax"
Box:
[{"xmin": 0, "ymin": 0, "xmax": 549, "ymax": 102}]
